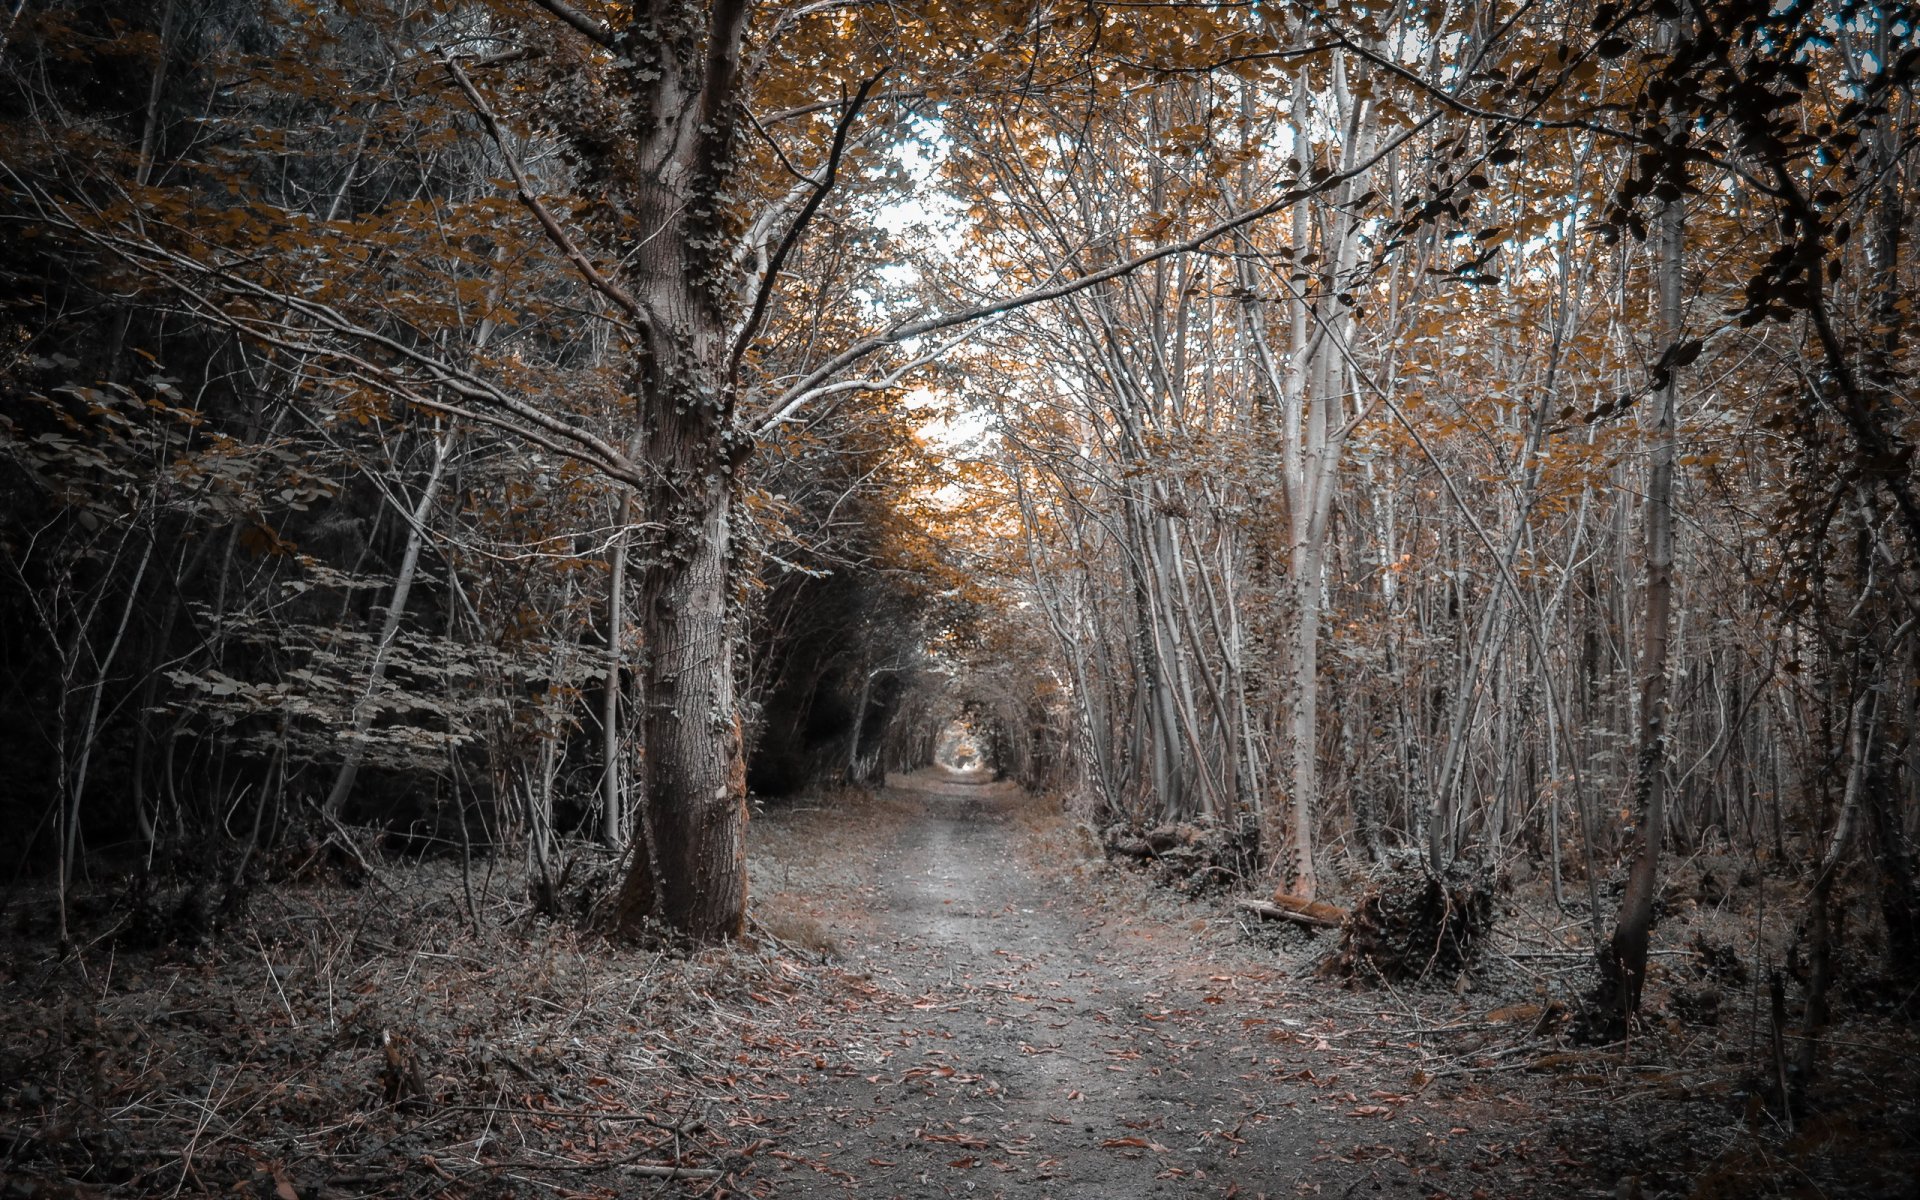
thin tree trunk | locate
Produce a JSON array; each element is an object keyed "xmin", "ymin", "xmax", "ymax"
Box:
[
  {"xmin": 600, "ymin": 488, "xmax": 634, "ymax": 847},
  {"xmin": 1588, "ymin": 162, "xmax": 1684, "ymax": 1037},
  {"xmin": 323, "ymin": 426, "xmax": 454, "ymax": 819},
  {"xmin": 57, "ymin": 536, "xmax": 153, "ymax": 944},
  {"xmin": 1799, "ymin": 682, "xmax": 1877, "ymax": 1081}
]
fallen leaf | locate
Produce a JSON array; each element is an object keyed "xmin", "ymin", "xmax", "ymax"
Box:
[{"xmin": 1101, "ymin": 1136, "xmax": 1172, "ymax": 1152}]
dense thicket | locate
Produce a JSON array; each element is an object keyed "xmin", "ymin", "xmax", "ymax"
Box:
[
  {"xmin": 945, "ymin": 0, "xmax": 1920, "ymax": 1039},
  {"xmin": 0, "ymin": 0, "xmax": 980, "ymax": 938}
]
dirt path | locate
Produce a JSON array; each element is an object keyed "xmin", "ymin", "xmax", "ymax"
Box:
[{"xmin": 743, "ymin": 770, "xmax": 1420, "ymax": 1199}]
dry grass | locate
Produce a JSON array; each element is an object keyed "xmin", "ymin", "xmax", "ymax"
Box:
[{"xmin": 0, "ymin": 847, "xmax": 861, "ymax": 1199}]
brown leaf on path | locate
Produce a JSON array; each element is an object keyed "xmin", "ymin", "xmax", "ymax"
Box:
[
  {"xmin": 947, "ymin": 1155, "xmax": 979, "ymax": 1168},
  {"xmin": 1101, "ymin": 1136, "xmax": 1172, "ymax": 1152}
]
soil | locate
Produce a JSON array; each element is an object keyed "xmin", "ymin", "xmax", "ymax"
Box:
[
  {"xmin": 744, "ymin": 770, "xmax": 1920, "ymax": 1200},
  {"xmin": 746, "ymin": 770, "xmax": 1372, "ymax": 1198},
  {"xmin": 3, "ymin": 769, "xmax": 1917, "ymax": 1200}
]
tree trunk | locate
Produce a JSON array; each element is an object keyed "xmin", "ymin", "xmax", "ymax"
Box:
[
  {"xmin": 600, "ymin": 488, "xmax": 633, "ymax": 848},
  {"xmin": 846, "ymin": 656, "xmax": 872, "ymax": 784},
  {"xmin": 1799, "ymin": 684, "xmax": 1875, "ymax": 1080},
  {"xmin": 605, "ymin": 229, "xmax": 750, "ymax": 938},
  {"xmin": 532, "ymin": 0, "xmax": 753, "ymax": 943},
  {"xmin": 1586, "ymin": 154, "xmax": 1684, "ymax": 1038},
  {"xmin": 323, "ymin": 427, "xmax": 454, "ymax": 819},
  {"xmin": 605, "ymin": 209, "xmax": 748, "ymax": 942},
  {"xmin": 1854, "ymin": 8, "xmax": 1918, "ymax": 981},
  {"xmin": 614, "ymin": 473, "xmax": 746, "ymax": 940}
]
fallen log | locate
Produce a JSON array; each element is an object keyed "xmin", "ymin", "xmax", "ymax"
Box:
[
  {"xmin": 1236, "ymin": 898, "xmax": 1347, "ymax": 928},
  {"xmin": 1104, "ymin": 819, "xmax": 1259, "ymax": 896}
]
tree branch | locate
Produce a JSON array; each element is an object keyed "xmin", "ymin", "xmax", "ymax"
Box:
[
  {"xmin": 754, "ymin": 107, "xmax": 1438, "ymax": 427},
  {"xmin": 444, "ymin": 54, "xmax": 646, "ymax": 326},
  {"xmin": 525, "ymin": 0, "xmax": 615, "ymax": 48},
  {"xmin": 754, "ymin": 312, "xmax": 1003, "ymax": 432},
  {"xmin": 760, "ymin": 88, "xmax": 930, "ymax": 124},
  {"xmin": 365, "ymin": 380, "xmax": 638, "ymax": 483},
  {"xmin": 9, "ymin": 180, "xmax": 645, "ymax": 481},
  {"xmin": 729, "ymin": 70, "xmax": 884, "ymax": 382}
]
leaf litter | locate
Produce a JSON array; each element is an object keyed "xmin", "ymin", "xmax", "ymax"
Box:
[{"xmin": 4, "ymin": 773, "xmax": 1917, "ymax": 1198}]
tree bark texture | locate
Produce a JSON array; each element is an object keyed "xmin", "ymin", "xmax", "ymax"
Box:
[{"xmin": 538, "ymin": 0, "xmax": 752, "ymax": 942}]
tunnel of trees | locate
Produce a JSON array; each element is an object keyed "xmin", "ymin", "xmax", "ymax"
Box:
[{"xmin": 2, "ymin": 0, "xmax": 1917, "ymax": 1053}]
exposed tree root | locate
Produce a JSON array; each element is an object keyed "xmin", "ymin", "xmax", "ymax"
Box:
[{"xmin": 1323, "ymin": 853, "xmax": 1496, "ymax": 983}]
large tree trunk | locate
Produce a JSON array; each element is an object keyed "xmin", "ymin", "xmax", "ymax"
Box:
[
  {"xmin": 607, "ymin": 211, "xmax": 750, "ymax": 939},
  {"xmin": 615, "ymin": 472, "xmax": 747, "ymax": 940},
  {"xmin": 543, "ymin": 0, "xmax": 751, "ymax": 943}
]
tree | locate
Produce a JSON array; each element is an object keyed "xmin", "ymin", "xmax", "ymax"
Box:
[{"xmin": 499, "ymin": 0, "xmax": 759, "ymax": 940}]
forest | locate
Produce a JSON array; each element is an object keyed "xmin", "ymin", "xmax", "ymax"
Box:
[{"xmin": 2, "ymin": 0, "xmax": 1917, "ymax": 1196}]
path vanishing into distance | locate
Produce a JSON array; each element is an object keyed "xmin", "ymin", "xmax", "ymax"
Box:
[{"xmin": 742, "ymin": 769, "xmax": 1510, "ymax": 1200}]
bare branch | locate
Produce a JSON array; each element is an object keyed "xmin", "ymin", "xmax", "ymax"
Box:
[
  {"xmin": 444, "ymin": 54, "xmax": 645, "ymax": 326},
  {"xmin": 7, "ymin": 180, "xmax": 644, "ymax": 483},
  {"xmin": 375, "ymin": 384, "xmax": 638, "ymax": 483},
  {"xmin": 755, "ymin": 106, "xmax": 1438, "ymax": 427},
  {"xmin": 729, "ymin": 69, "xmax": 885, "ymax": 382},
  {"xmin": 526, "ymin": 0, "xmax": 615, "ymax": 48},
  {"xmin": 755, "ymin": 312, "xmax": 1004, "ymax": 432},
  {"xmin": 759, "ymin": 88, "xmax": 930, "ymax": 124}
]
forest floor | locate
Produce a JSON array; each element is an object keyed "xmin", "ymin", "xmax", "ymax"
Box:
[
  {"xmin": 747, "ymin": 771, "xmax": 1920, "ymax": 1200},
  {"xmin": 3, "ymin": 770, "xmax": 1918, "ymax": 1200}
]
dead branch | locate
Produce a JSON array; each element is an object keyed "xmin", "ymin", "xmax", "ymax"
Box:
[
  {"xmin": 444, "ymin": 54, "xmax": 645, "ymax": 326},
  {"xmin": 1237, "ymin": 898, "xmax": 1347, "ymax": 929}
]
